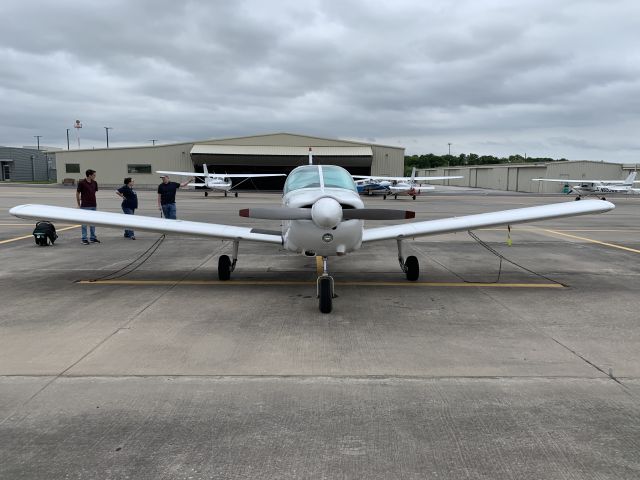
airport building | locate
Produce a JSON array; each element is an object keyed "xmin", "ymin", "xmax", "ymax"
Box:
[
  {"xmin": 0, "ymin": 146, "xmax": 55, "ymax": 182},
  {"xmin": 418, "ymin": 160, "xmax": 637, "ymax": 193},
  {"xmin": 51, "ymin": 133, "xmax": 405, "ymax": 189}
]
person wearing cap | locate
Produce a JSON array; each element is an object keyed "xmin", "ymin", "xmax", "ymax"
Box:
[{"xmin": 157, "ymin": 174, "xmax": 192, "ymax": 219}]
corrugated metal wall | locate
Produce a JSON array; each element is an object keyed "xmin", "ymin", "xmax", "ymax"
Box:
[
  {"xmin": 418, "ymin": 161, "xmax": 628, "ymax": 193},
  {"xmin": 0, "ymin": 147, "xmax": 50, "ymax": 181}
]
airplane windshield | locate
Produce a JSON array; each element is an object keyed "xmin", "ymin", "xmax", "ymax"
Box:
[{"xmin": 284, "ymin": 165, "xmax": 357, "ymax": 193}]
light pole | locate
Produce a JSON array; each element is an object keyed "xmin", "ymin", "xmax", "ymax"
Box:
[
  {"xmin": 66, "ymin": 129, "xmax": 70, "ymax": 150},
  {"xmin": 448, "ymin": 142, "xmax": 451, "ymax": 156},
  {"xmin": 34, "ymin": 135, "xmax": 42, "ymax": 151},
  {"xmin": 149, "ymin": 139, "xmax": 157, "ymax": 146},
  {"xmin": 104, "ymin": 127, "xmax": 112, "ymax": 148}
]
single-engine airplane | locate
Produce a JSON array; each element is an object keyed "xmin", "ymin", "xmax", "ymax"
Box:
[
  {"xmin": 156, "ymin": 164, "xmax": 286, "ymax": 197},
  {"xmin": 533, "ymin": 172, "xmax": 640, "ymax": 200},
  {"xmin": 11, "ymin": 162, "xmax": 613, "ymax": 313},
  {"xmin": 353, "ymin": 167, "xmax": 464, "ymax": 199}
]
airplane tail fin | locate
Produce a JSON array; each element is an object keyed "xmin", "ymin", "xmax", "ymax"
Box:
[
  {"xmin": 203, "ymin": 163, "xmax": 210, "ymax": 176},
  {"xmin": 623, "ymin": 171, "xmax": 637, "ymax": 186},
  {"xmin": 410, "ymin": 167, "xmax": 417, "ymax": 183}
]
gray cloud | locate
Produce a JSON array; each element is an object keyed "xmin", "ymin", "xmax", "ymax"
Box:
[{"xmin": 1, "ymin": 0, "xmax": 639, "ymax": 161}]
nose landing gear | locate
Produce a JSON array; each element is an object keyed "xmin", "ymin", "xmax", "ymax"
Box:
[{"xmin": 317, "ymin": 256, "xmax": 335, "ymax": 313}]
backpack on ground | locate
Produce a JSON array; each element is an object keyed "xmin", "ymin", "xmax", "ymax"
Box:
[{"xmin": 32, "ymin": 221, "xmax": 58, "ymax": 246}]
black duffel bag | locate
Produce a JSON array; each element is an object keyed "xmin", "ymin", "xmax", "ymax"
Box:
[{"xmin": 33, "ymin": 221, "xmax": 58, "ymax": 246}]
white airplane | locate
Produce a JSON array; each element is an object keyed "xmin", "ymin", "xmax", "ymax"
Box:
[
  {"xmin": 11, "ymin": 162, "xmax": 613, "ymax": 313},
  {"xmin": 353, "ymin": 167, "xmax": 464, "ymax": 200},
  {"xmin": 156, "ymin": 164, "xmax": 286, "ymax": 197},
  {"xmin": 533, "ymin": 172, "xmax": 640, "ymax": 200}
]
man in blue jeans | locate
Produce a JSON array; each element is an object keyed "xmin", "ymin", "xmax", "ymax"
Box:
[
  {"xmin": 76, "ymin": 169, "xmax": 99, "ymax": 245},
  {"xmin": 157, "ymin": 174, "xmax": 192, "ymax": 219}
]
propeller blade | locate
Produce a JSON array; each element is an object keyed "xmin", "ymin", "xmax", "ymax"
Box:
[
  {"xmin": 240, "ymin": 207, "xmax": 312, "ymax": 220},
  {"xmin": 343, "ymin": 208, "xmax": 415, "ymax": 220}
]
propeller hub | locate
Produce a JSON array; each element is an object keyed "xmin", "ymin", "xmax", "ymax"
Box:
[{"xmin": 311, "ymin": 197, "xmax": 342, "ymax": 229}]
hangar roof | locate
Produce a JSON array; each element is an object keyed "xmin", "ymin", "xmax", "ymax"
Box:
[{"xmin": 190, "ymin": 144, "xmax": 372, "ymax": 156}]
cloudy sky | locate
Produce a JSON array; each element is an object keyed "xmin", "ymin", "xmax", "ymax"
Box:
[{"xmin": 1, "ymin": 0, "xmax": 639, "ymax": 161}]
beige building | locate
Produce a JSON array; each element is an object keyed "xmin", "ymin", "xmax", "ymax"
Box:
[
  {"xmin": 418, "ymin": 160, "xmax": 636, "ymax": 193},
  {"xmin": 53, "ymin": 133, "xmax": 404, "ymax": 189}
]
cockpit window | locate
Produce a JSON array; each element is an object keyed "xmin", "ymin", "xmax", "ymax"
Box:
[
  {"xmin": 321, "ymin": 165, "xmax": 357, "ymax": 191},
  {"xmin": 284, "ymin": 165, "xmax": 357, "ymax": 194}
]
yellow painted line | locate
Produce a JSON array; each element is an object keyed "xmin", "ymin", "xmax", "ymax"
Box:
[
  {"xmin": 316, "ymin": 256, "xmax": 323, "ymax": 275},
  {"xmin": 539, "ymin": 228, "xmax": 640, "ymax": 254},
  {"xmin": 77, "ymin": 279, "xmax": 563, "ymax": 288},
  {"xmin": 0, "ymin": 225, "xmax": 80, "ymax": 244}
]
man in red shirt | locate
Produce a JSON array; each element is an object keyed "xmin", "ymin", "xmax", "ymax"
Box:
[{"xmin": 76, "ymin": 169, "xmax": 99, "ymax": 245}]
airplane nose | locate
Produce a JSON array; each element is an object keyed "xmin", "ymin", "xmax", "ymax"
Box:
[{"xmin": 311, "ymin": 197, "xmax": 343, "ymax": 229}]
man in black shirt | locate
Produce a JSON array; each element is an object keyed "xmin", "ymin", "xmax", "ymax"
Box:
[
  {"xmin": 76, "ymin": 169, "xmax": 99, "ymax": 244},
  {"xmin": 157, "ymin": 174, "xmax": 192, "ymax": 219}
]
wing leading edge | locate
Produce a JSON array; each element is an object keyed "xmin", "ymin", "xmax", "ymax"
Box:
[
  {"xmin": 361, "ymin": 199, "xmax": 614, "ymax": 243},
  {"xmin": 9, "ymin": 205, "xmax": 282, "ymax": 244}
]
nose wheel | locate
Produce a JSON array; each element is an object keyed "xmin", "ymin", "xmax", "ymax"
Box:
[{"xmin": 317, "ymin": 256, "xmax": 335, "ymax": 313}]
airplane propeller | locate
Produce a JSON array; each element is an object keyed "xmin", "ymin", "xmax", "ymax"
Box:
[{"xmin": 240, "ymin": 197, "xmax": 415, "ymax": 229}]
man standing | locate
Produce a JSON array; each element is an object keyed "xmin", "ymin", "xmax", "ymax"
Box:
[
  {"xmin": 157, "ymin": 174, "xmax": 192, "ymax": 220},
  {"xmin": 76, "ymin": 169, "xmax": 99, "ymax": 245}
]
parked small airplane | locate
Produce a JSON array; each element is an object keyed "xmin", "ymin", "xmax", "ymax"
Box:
[
  {"xmin": 353, "ymin": 167, "xmax": 464, "ymax": 199},
  {"xmin": 533, "ymin": 172, "xmax": 640, "ymax": 200},
  {"xmin": 11, "ymin": 159, "xmax": 613, "ymax": 313},
  {"xmin": 156, "ymin": 164, "xmax": 286, "ymax": 197}
]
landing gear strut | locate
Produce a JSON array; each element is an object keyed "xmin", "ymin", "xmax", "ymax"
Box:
[
  {"xmin": 397, "ymin": 240, "xmax": 419, "ymax": 281},
  {"xmin": 218, "ymin": 240, "xmax": 239, "ymax": 281},
  {"xmin": 317, "ymin": 256, "xmax": 335, "ymax": 314}
]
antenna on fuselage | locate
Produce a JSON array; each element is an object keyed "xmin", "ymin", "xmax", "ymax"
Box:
[{"xmin": 308, "ymin": 147, "xmax": 313, "ymax": 165}]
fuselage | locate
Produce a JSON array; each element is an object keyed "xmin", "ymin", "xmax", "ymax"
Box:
[{"xmin": 281, "ymin": 165, "xmax": 364, "ymax": 256}]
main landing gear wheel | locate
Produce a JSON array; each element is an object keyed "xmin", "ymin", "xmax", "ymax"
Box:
[
  {"xmin": 575, "ymin": 196, "xmax": 581, "ymax": 201},
  {"xmin": 318, "ymin": 277, "xmax": 333, "ymax": 313},
  {"xmin": 234, "ymin": 192, "xmax": 238, "ymax": 198},
  {"xmin": 601, "ymin": 196, "xmax": 606, "ymax": 200},
  {"xmin": 412, "ymin": 195, "xmax": 416, "ymax": 200},
  {"xmin": 383, "ymin": 195, "xmax": 387, "ymax": 200},
  {"xmin": 204, "ymin": 191, "xmax": 208, "ymax": 197},
  {"xmin": 394, "ymin": 194, "xmax": 398, "ymax": 200},
  {"xmin": 405, "ymin": 255, "xmax": 419, "ymax": 281},
  {"xmin": 218, "ymin": 255, "xmax": 231, "ymax": 280}
]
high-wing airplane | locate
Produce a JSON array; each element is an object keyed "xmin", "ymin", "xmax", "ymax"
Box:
[
  {"xmin": 353, "ymin": 167, "xmax": 464, "ymax": 199},
  {"xmin": 533, "ymin": 172, "xmax": 640, "ymax": 200},
  {"xmin": 156, "ymin": 164, "xmax": 286, "ymax": 197},
  {"xmin": 11, "ymin": 164, "xmax": 613, "ymax": 313}
]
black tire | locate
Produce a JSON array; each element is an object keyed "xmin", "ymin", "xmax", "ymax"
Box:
[
  {"xmin": 405, "ymin": 255, "xmax": 419, "ymax": 281},
  {"xmin": 204, "ymin": 191, "xmax": 208, "ymax": 197},
  {"xmin": 575, "ymin": 196, "xmax": 581, "ymax": 201},
  {"xmin": 383, "ymin": 195, "xmax": 387, "ymax": 200},
  {"xmin": 394, "ymin": 195, "xmax": 398, "ymax": 200},
  {"xmin": 234, "ymin": 192, "xmax": 238, "ymax": 198},
  {"xmin": 224, "ymin": 191, "xmax": 228, "ymax": 197},
  {"xmin": 218, "ymin": 255, "xmax": 231, "ymax": 281},
  {"xmin": 318, "ymin": 277, "xmax": 332, "ymax": 313},
  {"xmin": 412, "ymin": 195, "xmax": 416, "ymax": 200},
  {"xmin": 601, "ymin": 196, "xmax": 606, "ymax": 200}
]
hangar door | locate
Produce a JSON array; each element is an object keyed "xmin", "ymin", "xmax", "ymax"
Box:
[{"xmin": 190, "ymin": 145, "xmax": 373, "ymax": 190}]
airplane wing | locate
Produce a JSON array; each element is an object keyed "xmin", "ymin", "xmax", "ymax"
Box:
[
  {"xmin": 532, "ymin": 178, "xmax": 603, "ymax": 183},
  {"xmin": 156, "ymin": 171, "xmax": 285, "ymax": 179},
  {"xmin": 353, "ymin": 175, "xmax": 463, "ymax": 182},
  {"xmin": 361, "ymin": 199, "xmax": 614, "ymax": 243},
  {"xmin": 9, "ymin": 205, "xmax": 282, "ymax": 244}
]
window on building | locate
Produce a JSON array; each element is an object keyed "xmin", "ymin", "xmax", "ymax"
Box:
[
  {"xmin": 65, "ymin": 163, "xmax": 80, "ymax": 173},
  {"xmin": 127, "ymin": 164, "xmax": 152, "ymax": 174}
]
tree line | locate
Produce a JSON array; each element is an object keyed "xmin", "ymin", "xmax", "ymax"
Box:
[{"xmin": 405, "ymin": 153, "xmax": 565, "ymax": 174}]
